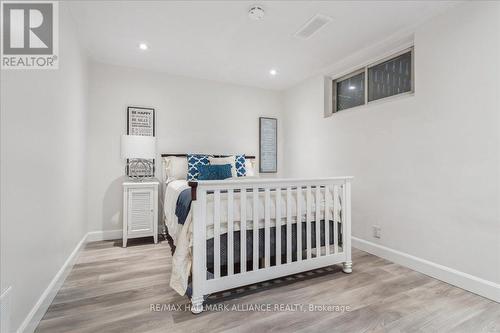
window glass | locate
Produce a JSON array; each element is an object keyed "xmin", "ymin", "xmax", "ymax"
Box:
[
  {"xmin": 336, "ymin": 72, "xmax": 365, "ymax": 112},
  {"xmin": 368, "ymin": 51, "xmax": 412, "ymax": 102}
]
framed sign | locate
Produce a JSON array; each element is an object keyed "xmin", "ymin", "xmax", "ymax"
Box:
[
  {"xmin": 259, "ymin": 117, "xmax": 277, "ymax": 173},
  {"xmin": 127, "ymin": 106, "xmax": 155, "ymax": 136},
  {"xmin": 127, "ymin": 106, "xmax": 155, "ymax": 177}
]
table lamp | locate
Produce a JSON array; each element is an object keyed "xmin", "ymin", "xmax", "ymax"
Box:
[{"xmin": 121, "ymin": 135, "xmax": 156, "ymax": 181}]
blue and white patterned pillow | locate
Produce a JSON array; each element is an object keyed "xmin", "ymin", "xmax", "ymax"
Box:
[
  {"xmin": 187, "ymin": 154, "xmax": 210, "ymax": 181},
  {"xmin": 235, "ymin": 154, "xmax": 246, "ymax": 177},
  {"xmin": 197, "ymin": 164, "xmax": 232, "ymax": 180}
]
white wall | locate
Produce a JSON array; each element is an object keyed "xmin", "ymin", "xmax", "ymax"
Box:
[
  {"xmin": 0, "ymin": 4, "xmax": 89, "ymax": 332},
  {"xmin": 87, "ymin": 62, "xmax": 283, "ymax": 233},
  {"xmin": 283, "ymin": 0, "xmax": 500, "ymax": 289}
]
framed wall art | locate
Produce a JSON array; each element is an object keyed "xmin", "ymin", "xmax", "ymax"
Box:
[{"xmin": 259, "ymin": 117, "xmax": 277, "ymax": 173}]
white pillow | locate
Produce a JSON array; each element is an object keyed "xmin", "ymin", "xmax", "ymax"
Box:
[
  {"xmin": 209, "ymin": 156, "xmax": 237, "ymax": 177},
  {"xmin": 245, "ymin": 159, "xmax": 257, "ymax": 177},
  {"xmin": 163, "ymin": 156, "xmax": 188, "ymax": 181}
]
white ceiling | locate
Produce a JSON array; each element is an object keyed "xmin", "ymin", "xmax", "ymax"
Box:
[{"xmin": 68, "ymin": 1, "xmax": 459, "ymax": 90}]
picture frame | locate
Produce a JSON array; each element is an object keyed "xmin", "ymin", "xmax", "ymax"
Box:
[
  {"xmin": 127, "ymin": 106, "xmax": 155, "ymax": 136},
  {"xmin": 127, "ymin": 106, "xmax": 155, "ymax": 177},
  {"xmin": 259, "ymin": 117, "xmax": 277, "ymax": 173}
]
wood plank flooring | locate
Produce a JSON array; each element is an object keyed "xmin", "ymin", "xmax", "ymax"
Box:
[{"xmin": 35, "ymin": 238, "xmax": 500, "ymax": 333}]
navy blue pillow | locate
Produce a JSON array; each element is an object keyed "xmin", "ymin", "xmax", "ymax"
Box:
[{"xmin": 197, "ymin": 164, "xmax": 232, "ymax": 180}]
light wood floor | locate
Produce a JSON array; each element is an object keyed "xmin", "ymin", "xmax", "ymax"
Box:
[{"xmin": 36, "ymin": 238, "xmax": 500, "ymax": 333}]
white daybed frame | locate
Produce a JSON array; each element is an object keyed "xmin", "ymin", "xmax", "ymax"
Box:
[
  {"xmin": 161, "ymin": 155, "xmax": 353, "ymax": 314},
  {"xmin": 188, "ymin": 176, "xmax": 353, "ymax": 314}
]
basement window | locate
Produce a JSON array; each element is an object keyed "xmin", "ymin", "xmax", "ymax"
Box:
[
  {"xmin": 368, "ymin": 50, "xmax": 412, "ymax": 102},
  {"xmin": 331, "ymin": 47, "xmax": 414, "ymax": 113},
  {"xmin": 335, "ymin": 69, "xmax": 365, "ymax": 112}
]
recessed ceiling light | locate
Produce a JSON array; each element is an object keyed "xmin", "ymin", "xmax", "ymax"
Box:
[
  {"xmin": 348, "ymin": 85, "xmax": 356, "ymax": 90},
  {"xmin": 269, "ymin": 69, "xmax": 277, "ymax": 76},
  {"xmin": 139, "ymin": 43, "xmax": 149, "ymax": 50}
]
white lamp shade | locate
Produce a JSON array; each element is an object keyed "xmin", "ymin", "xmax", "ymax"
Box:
[{"xmin": 121, "ymin": 135, "xmax": 156, "ymax": 159}]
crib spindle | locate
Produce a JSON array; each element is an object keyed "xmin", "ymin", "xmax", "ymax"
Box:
[
  {"xmin": 315, "ymin": 186, "xmax": 321, "ymax": 258},
  {"xmin": 240, "ymin": 189, "xmax": 247, "ymax": 273},
  {"xmin": 344, "ymin": 181, "xmax": 352, "ymax": 269},
  {"xmin": 296, "ymin": 186, "xmax": 302, "ymax": 261},
  {"xmin": 252, "ymin": 187, "xmax": 259, "ymax": 270},
  {"xmin": 195, "ymin": 189, "xmax": 207, "ymax": 277},
  {"xmin": 227, "ymin": 189, "xmax": 234, "ymax": 276},
  {"xmin": 214, "ymin": 190, "xmax": 221, "ymax": 279},
  {"xmin": 275, "ymin": 188, "xmax": 282, "ymax": 266},
  {"xmin": 286, "ymin": 187, "xmax": 292, "ymax": 263},
  {"xmin": 341, "ymin": 185, "xmax": 346, "ymax": 253},
  {"xmin": 333, "ymin": 185, "xmax": 339, "ymax": 254},
  {"xmin": 306, "ymin": 186, "xmax": 312, "ymax": 259},
  {"xmin": 264, "ymin": 189, "xmax": 271, "ymax": 268},
  {"xmin": 324, "ymin": 185, "xmax": 331, "ymax": 255}
]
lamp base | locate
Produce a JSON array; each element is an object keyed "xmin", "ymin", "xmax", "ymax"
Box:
[{"xmin": 127, "ymin": 159, "xmax": 154, "ymax": 181}]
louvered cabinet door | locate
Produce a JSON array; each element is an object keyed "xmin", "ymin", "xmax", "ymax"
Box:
[
  {"xmin": 122, "ymin": 181, "xmax": 159, "ymax": 247},
  {"xmin": 127, "ymin": 188, "xmax": 154, "ymax": 236}
]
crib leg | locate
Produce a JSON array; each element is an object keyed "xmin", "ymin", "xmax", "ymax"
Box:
[
  {"xmin": 191, "ymin": 295, "xmax": 204, "ymax": 314},
  {"xmin": 342, "ymin": 261, "xmax": 352, "ymax": 274}
]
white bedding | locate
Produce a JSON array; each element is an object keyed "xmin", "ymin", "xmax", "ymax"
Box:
[
  {"xmin": 163, "ymin": 180, "xmax": 190, "ymax": 243},
  {"xmin": 163, "ymin": 179, "xmax": 342, "ymax": 295}
]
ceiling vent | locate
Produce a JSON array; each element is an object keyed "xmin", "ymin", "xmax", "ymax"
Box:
[{"xmin": 294, "ymin": 14, "xmax": 332, "ymax": 39}]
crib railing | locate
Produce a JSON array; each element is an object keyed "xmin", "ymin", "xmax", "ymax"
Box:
[{"xmin": 189, "ymin": 177, "xmax": 352, "ymax": 313}]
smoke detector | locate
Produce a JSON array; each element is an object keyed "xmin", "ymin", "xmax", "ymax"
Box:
[{"xmin": 248, "ymin": 5, "xmax": 265, "ymax": 20}]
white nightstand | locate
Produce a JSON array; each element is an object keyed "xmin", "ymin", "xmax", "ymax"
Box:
[{"xmin": 122, "ymin": 180, "xmax": 159, "ymax": 247}]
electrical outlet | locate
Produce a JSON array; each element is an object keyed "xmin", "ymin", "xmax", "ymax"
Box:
[{"xmin": 372, "ymin": 225, "xmax": 381, "ymax": 239}]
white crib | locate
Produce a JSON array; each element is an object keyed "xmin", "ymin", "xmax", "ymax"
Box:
[{"xmin": 188, "ymin": 176, "xmax": 353, "ymax": 314}]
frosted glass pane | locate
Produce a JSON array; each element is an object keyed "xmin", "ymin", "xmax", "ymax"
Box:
[{"xmin": 368, "ymin": 51, "xmax": 412, "ymax": 102}]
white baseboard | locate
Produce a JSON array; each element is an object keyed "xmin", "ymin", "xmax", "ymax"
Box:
[
  {"xmin": 86, "ymin": 229, "xmax": 122, "ymax": 242},
  {"xmin": 17, "ymin": 230, "xmax": 123, "ymax": 332},
  {"xmin": 352, "ymin": 237, "xmax": 500, "ymax": 303},
  {"xmin": 17, "ymin": 230, "xmax": 122, "ymax": 333},
  {"xmin": 17, "ymin": 233, "xmax": 88, "ymax": 333},
  {"xmin": 15, "ymin": 229, "xmax": 122, "ymax": 333}
]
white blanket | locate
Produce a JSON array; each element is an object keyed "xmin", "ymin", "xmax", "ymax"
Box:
[
  {"xmin": 164, "ymin": 180, "xmax": 342, "ymax": 295},
  {"xmin": 163, "ymin": 180, "xmax": 190, "ymax": 243}
]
